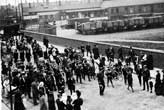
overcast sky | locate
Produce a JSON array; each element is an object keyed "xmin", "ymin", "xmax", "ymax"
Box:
[{"xmin": 0, "ymin": 0, "xmax": 82, "ymax": 6}]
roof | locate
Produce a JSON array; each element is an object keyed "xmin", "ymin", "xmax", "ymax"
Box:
[
  {"xmin": 66, "ymin": 8, "xmax": 104, "ymax": 13},
  {"xmin": 29, "ymin": 2, "xmax": 101, "ymax": 13},
  {"xmin": 37, "ymin": 11, "xmax": 59, "ymax": 16},
  {"xmin": 101, "ymin": 0, "xmax": 164, "ymax": 8}
]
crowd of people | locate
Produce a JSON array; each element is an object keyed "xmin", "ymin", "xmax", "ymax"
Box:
[{"xmin": 1, "ymin": 34, "xmax": 164, "ymax": 110}]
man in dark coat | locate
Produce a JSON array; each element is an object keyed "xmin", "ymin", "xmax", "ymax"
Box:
[
  {"xmin": 14, "ymin": 91, "xmax": 26, "ymax": 110},
  {"xmin": 31, "ymin": 79, "xmax": 39, "ymax": 105},
  {"xmin": 56, "ymin": 94, "xmax": 65, "ymax": 110},
  {"xmin": 72, "ymin": 90, "xmax": 83, "ymax": 110},
  {"xmin": 142, "ymin": 65, "xmax": 150, "ymax": 91},
  {"xmin": 75, "ymin": 63, "xmax": 82, "ymax": 84},
  {"xmin": 14, "ymin": 49, "xmax": 18, "ymax": 63},
  {"xmin": 122, "ymin": 65, "xmax": 128, "ymax": 85},
  {"xmin": 25, "ymin": 72, "xmax": 32, "ymax": 98},
  {"xmin": 118, "ymin": 46, "xmax": 123, "ymax": 61},
  {"xmin": 127, "ymin": 67, "xmax": 134, "ymax": 92},
  {"xmin": 110, "ymin": 47, "xmax": 115, "ymax": 62},
  {"xmin": 47, "ymin": 91, "xmax": 56, "ymax": 110},
  {"xmin": 97, "ymin": 69, "xmax": 105, "ymax": 95},
  {"xmin": 128, "ymin": 46, "xmax": 135, "ymax": 64},
  {"xmin": 43, "ymin": 37, "xmax": 49, "ymax": 48},
  {"xmin": 135, "ymin": 65, "xmax": 142, "ymax": 86},
  {"xmin": 155, "ymin": 70, "xmax": 161, "ymax": 95},
  {"xmin": 67, "ymin": 76, "xmax": 76, "ymax": 95},
  {"xmin": 80, "ymin": 45, "xmax": 85, "ymax": 57},
  {"xmin": 26, "ymin": 48, "xmax": 31, "ymax": 62},
  {"xmin": 86, "ymin": 44, "xmax": 91, "ymax": 57},
  {"xmin": 92, "ymin": 45, "xmax": 99, "ymax": 60}
]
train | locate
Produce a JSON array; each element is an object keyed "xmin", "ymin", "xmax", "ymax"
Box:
[{"xmin": 76, "ymin": 15, "xmax": 164, "ymax": 35}]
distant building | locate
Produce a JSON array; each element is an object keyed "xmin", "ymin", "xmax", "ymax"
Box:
[{"xmin": 20, "ymin": 0, "xmax": 164, "ymax": 23}]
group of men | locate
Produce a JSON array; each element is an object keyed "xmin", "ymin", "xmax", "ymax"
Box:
[{"xmin": 1, "ymin": 34, "xmax": 164, "ymax": 110}]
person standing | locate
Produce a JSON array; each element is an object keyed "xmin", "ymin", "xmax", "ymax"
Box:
[
  {"xmin": 75, "ymin": 63, "xmax": 82, "ymax": 84},
  {"xmin": 105, "ymin": 67, "xmax": 114, "ymax": 88},
  {"xmin": 127, "ymin": 67, "xmax": 134, "ymax": 92},
  {"xmin": 47, "ymin": 91, "xmax": 56, "ymax": 110},
  {"xmin": 118, "ymin": 46, "xmax": 123, "ymax": 61},
  {"xmin": 149, "ymin": 78, "xmax": 153, "ymax": 93},
  {"xmin": 14, "ymin": 91, "xmax": 26, "ymax": 110},
  {"xmin": 135, "ymin": 65, "xmax": 142, "ymax": 86},
  {"xmin": 122, "ymin": 65, "xmax": 128, "ymax": 85},
  {"xmin": 26, "ymin": 48, "xmax": 31, "ymax": 62},
  {"xmin": 66, "ymin": 95, "xmax": 73, "ymax": 110},
  {"xmin": 80, "ymin": 45, "xmax": 85, "ymax": 57},
  {"xmin": 105, "ymin": 48, "xmax": 110, "ymax": 61},
  {"xmin": 110, "ymin": 47, "xmax": 115, "ymax": 62},
  {"xmin": 56, "ymin": 94, "xmax": 65, "ymax": 110},
  {"xmin": 155, "ymin": 70, "xmax": 161, "ymax": 95},
  {"xmin": 86, "ymin": 44, "xmax": 91, "ymax": 57},
  {"xmin": 162, "ymin": 70, "xmax": 164, "ymax": 96},
  {"xmin": 128, "ymin": 46, "xmax": 135, "ymax": 64},
  {"xmin": 67, "ymin": 76, "xmax": 76, "ymax": 95},
  {"xmin": 92, "ymin": 45, "xmax": 99, "ymax": 60},
  {"xmin": 72, "ymin": 90, "xmax": 83, "ymax": 110},
  {"xmin": 13, "ymin": 49, "xmax": 18, "ymax": 63},
  {"xmin": 31, "ymin": 78, "xmax": 39, "ymax": 105},
  {"xmin": 142, "ymin": 65, "xmax": 150, "ymax": 92},
  {"xmin": 97, "ymin": 69, "xmax": 105, "ymax": 95},
  {"xmin": 39, "ymin": 89, "xmax": 48, "ymax": 110}
]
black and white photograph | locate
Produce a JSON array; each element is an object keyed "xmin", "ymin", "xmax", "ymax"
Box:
[{"xmin": 0, "ymin": 0, "xmax": 164, "ymax": 110}]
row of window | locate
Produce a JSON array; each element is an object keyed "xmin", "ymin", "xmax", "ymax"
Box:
[
  {"xmin": 37, "ymin": 3, "xmax": 164, "ymax": 21},
  {"xmin": 110, "ymin": 3, "xmax": 164, "ymax": 15}
]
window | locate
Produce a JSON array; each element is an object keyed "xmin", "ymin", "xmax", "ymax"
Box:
[
  {"xmin": 129, "ymin": 7, "xmax": 134, "ymax": 14},
  {"xmin": 116, "ymin": 8, "xmax": 119, "ymax": 14},
  {"xmin": 111, "ymin": 8, "xmax": 114, "ymax": 14}
]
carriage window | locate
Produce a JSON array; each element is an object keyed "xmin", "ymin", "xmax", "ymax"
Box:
[{"xmin": 154, "ymin": 18, "xmax": 159, "ymax": 23}]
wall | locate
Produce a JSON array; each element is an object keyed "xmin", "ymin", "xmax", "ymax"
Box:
[{"xmin": 22, "ymin": 30, "xmax": 164, "ymax": 69}]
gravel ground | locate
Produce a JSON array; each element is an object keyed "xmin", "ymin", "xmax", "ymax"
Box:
[
  {"xmin": 56, "ymin": 28, "xmax": 164, "ymax": 42},
  {"xmin": 2, "ymin": 39, "xmax": 164, "ymax": 110}
]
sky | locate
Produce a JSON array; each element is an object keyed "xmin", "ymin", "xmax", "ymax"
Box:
[{"xmin": 0, "ymin": 0, "xmax": 82, "ymax": 6}]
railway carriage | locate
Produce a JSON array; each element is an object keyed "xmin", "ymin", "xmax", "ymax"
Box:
[
  {"xmin": 67, "ymin": 17, "xmax": 90, "ymax": 29},
  {"xmin": 95, "ymin": 20, "xmax": 104, "ymax": 33},
  {"xmin": 132, "ymin": 17, "xmax": 145, "ymax": 29},
  {"xmin": 77, "ymin": 22, "xmax": 96, "ymax": 35},
  {"xmin": 144, "ymin": 16, "xmax": 163, "ymax": 28},
  {"xmin": 76, "ymin": 14, "xmax": 164, "ymax": 35}
]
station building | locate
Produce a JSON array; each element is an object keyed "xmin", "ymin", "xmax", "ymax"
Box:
[{"xmin": 21, "ymin": 0, "xmax": 164, "ymax": 23}]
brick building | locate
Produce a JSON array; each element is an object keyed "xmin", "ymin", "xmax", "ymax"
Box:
[{"xmin": 21, "ymin": 0, "xmax": 164, "ymax": 23}]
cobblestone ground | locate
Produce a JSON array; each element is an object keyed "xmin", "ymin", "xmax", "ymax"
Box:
[{"xmin": 1, "ymin": 41, "xmax": 164, "ymax": 110}]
